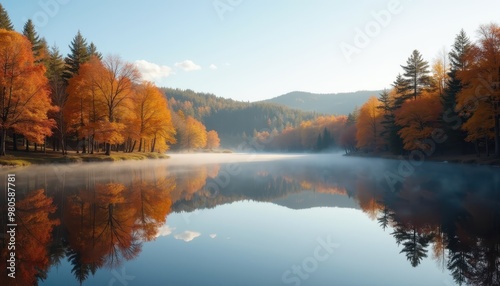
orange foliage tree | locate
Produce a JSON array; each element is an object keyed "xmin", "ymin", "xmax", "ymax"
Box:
[
  {"xmin": 206, "ymin": 130, "xmax": 220, "ymax": 149},
  {"xmin": 356, "ymin": 96, "xmax": 384, "ymax": 151},
  {"xmin": 0, "ymin": 29, "xmax": 56, "ymax": 155},
  {"xmin": 456, "ymin": 24, "xmax": 500, "ymax": 156},
  {"xmin": 395, "ymin": 91, "xmax": 443, "ymax": 151},
  {"xmin": 66, "ymin": 56, "xmax": 142, "ymax": 155}
]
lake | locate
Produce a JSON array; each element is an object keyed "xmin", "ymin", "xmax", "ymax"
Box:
[{"xmin": 1, "ymin": 153, "xmax": 499, "ymax": 286}]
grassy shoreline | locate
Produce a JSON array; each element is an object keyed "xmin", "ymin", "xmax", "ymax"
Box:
[
  {"xmin": 345, "ymin": 151, "xmax": 500, "ymax": 166},
  {"xmin": 0, "ymin": 151, "xmax": 169, "ymax": 167}
]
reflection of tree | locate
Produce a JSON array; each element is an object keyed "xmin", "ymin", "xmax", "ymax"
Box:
[
  {"xmin": 377, "ymin": 206, "xmax": 393, "ymax": 231},
  {"xmin": 0, "ymin": 190, "xmax": 59, "ymax": 286},
  {"xmin": 392, "ymin": 224, "xmax": 434, "ymax": 267},
  {"xmin": 130, "ymin": 168, "xmax": 175, "ymax": 241}
]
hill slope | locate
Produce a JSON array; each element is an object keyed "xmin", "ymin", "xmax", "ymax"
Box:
[
  {"xmin": 262, "ymin": 90, "xmax": 383, "ymax": 115},
  {"xmin": 162, "ymin": 88, "xmax": 318, "ymax": 147}
]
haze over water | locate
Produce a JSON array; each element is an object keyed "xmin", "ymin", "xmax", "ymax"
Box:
[{"xmin": 1, "ymin": 154, "xmax": 499, "ymax": 285}]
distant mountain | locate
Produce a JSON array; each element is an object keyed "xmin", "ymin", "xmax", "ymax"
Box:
[
  {"xmin": 262, "ymin": 90, "xmax": 383, "ymax": 115},
  {"xmin": 271, "ymin": 191, "xmax": 359, "ymax": 210}
]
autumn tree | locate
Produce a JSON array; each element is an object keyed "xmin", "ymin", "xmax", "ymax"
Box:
[
  {"xmin": 206, "ymin": 130, "xmax": 220, "ymax": 149},
  {"xmin": 401, "ymin": 50, "xmax": 433, "ymax": 100},
  {"xmin": 182, "ymin": 116, "xmax": 207, "ymax": 149},
  {"xmin": 65, "ymin": 57, "xmax": 103, "ymax": 154},
  {"xmin": 0, "ymin": 4, "xmax": 13, "ymax": 30},
  {"xmin": 395, "ymin": 91, "xmax": 443, "ymax": 151},
  {"xmin": 356, "ymin": 96, "xmax": 384, "ymax": 151},
  {"xmin": 66, "ymin": 56, "xmax": 140, "ymax": 155},
  {"xmin": 128, "ymin": 82, "xmax": 176, "ymax": 152},
  {"xmin": 0, "ymin": 29, "xmax": 56, "ymax": 155},
  {"xmin": 432, "ymin": 57, "xmax": 449, "ymax": 97},
  {"xmin": 456, "ymin": 24, "xmax": 500, "ymax": 157}
]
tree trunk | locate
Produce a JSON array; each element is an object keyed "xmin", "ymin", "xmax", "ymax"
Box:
[
  {"xmin": 0, "ymin": 128, "xmax": 6, "ymax": 156},
  {"xmin": 138, "ymin": 138, "xmax": 143, "ymax": 153},
  {"xmin": 82, "ymin": 136, "xmax": 86, "ymax": 154},
  {"xmin": 151, "ymin": 136, "xmax": 156, "ymax": 153},
  {"xmin": 26, "ymin": 140, "xmax": 29, "ymax": 152},
  {"xmin": 475, "ymin": 140, "xmax": 480, "ymax": 157},
  {"xmin": 12, "ymin": 133, "xmax": 17, "ymax": 151},
  {"xmin": 485, "ymin": 136, "xmax": 490, "ymax": 157},
  {"xmin": 131, "ymin": 140, "xmax": 136, "ymax": 153},
  {"xmin": 105, "ymin": 143, "xmax": 111, "ymax": 155},
  {"xmin": 495, "ymin": 114, "xmax": 500, "ymax": 157}
]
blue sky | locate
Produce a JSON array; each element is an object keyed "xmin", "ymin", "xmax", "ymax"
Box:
[{"xmin": 3, "ymin": 0, "xmax": 500, "ymax": 101}]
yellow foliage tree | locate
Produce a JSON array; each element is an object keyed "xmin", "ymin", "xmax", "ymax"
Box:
[
  {"xmin": 206, "ymin": 130, "xmax": 220, "ymax": 149},
  {"xmin": 181, "ymin": 116, "xmax": 207, "ymax": 149},
  {"xmin": 356, "ymin": 96, "xmax": 384, "ymax": 151}
]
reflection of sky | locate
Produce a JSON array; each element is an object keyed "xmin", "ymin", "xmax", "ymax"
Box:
[{"xmin": 42, "ymin": 200, "xmax": 454, "ymax": 286}]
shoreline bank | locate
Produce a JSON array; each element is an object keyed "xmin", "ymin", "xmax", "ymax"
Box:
[
  {"xmin": 344, "ymin": 151, "xmax": 500, "ymax": 166},
  {"xmin": 0, "ymin": 151, "xmax": 169, "ymax": 167}
]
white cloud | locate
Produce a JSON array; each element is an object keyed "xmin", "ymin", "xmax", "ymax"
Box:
[
  {"xmin": 134, "ymin": 60, "xmax": 172, "ymax": 81},
  {"xmin": 209, "ymin": 64, "xmax": 217, "ymax": 70},
  {"xmin": 209, "ymin": 233, "xmax": 217, "ymax": 239},
  {"xmin": 155, "ymin": 225, "xmax": 175, "ymax": 237},
  {"xmin": 174, "ymin": 231, "xmax": 201, "ymax": 242},
  {"xmin": 175, "ymin": 60, "xmax": 201, "ymax": 71}
]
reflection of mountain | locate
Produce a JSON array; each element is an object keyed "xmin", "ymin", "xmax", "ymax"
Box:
[{"xmin": 271, "ymin": 192, "xmax": 358, "ymax": 210}]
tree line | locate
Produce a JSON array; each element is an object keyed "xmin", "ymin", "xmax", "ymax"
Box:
[
  {"xmin": 354, "ymin": 24, "xmax": 500, "ymax": 158},
  {"xmin": 0, "ymin": 4, "xmax": 220, "ymax": 156}
]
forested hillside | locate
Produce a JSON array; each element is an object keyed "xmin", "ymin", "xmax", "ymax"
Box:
[{"xmin": 163, "ymin": 88, "xmax": 319, "ymax": 146}]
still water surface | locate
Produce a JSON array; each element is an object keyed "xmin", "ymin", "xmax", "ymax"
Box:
[{"xmin": 1, "ymin": 154, "xmax": 499, "ymax": 285}]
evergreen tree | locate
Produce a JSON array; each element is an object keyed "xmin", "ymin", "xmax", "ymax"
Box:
[
  {"xmin": 401, "ymin": 50, "xmax": 432, "ymax": 100},
  {"xmin": 382, "ymin": 82, "xmax": 405, "ymax": 154},
  {"xmin": 0, "ymin": 4, "xmax": 14, "ymax": 30},
  {"xmin": 442, "ymin": 30, "xmax": 472, "ymax": 153},
  {"xmin": 88, "ymin": 42, "xmax": 103, "ymax": 60},
  {"xmin": 63, "ymin": 31, "xmax": 90, "ymax": 82},
  {"xmin": 23, "ymin": 19, "xmax": 46, "ymax": 64},
  {"xmin": 47, "ymin": 45, "xmax": 68, "ymax": 154}
]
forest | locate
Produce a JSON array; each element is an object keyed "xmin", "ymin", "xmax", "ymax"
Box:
[
  {"xmin": 1, "ymin": 1, "xmax": 499, "ymax": 160},
  {"xmin": 0, "ymin": 5, "xmax": 220, "ymax": 157}
]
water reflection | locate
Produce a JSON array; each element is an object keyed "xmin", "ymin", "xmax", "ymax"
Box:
[{"xmin": 0, "ymin": 155, "xmax": 499, "ymax": 285}]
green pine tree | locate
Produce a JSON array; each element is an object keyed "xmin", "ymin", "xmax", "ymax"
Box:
[
  {"xmin": 64, "ymin": 31, "xmax": 90, "ymax": 82},
  {"xmin": 23, "ymin": 19, "xmax": 46, "ymax": 64},
  {"xmin": 441, "ymin": 29, "xmax": 472, "ymax": 153},
  {"xmin": 0, "ymin": 4, "xmax": 14, "ymax": 30},
  {"xmin": 401, "ymin": 50, "xmax": 432, "ymax": 100},
  {"xmin": 88, "ymin": 42, "xmax": 103, "ymax": 60}
]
